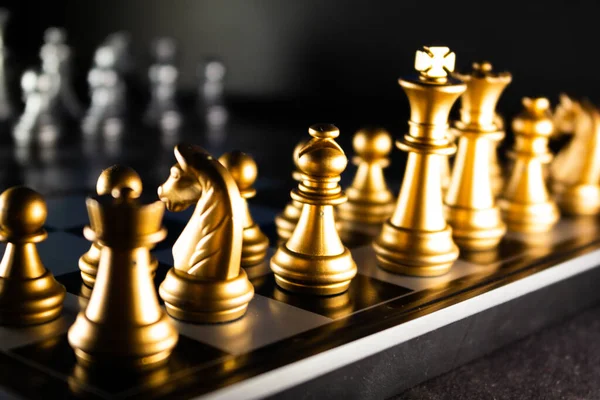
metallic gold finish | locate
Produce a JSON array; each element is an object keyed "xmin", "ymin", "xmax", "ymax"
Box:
[
  {"xmin": 490, "ymin": 113, "xmax": 506, "ymax": 196},
  {"xmin": 274, "ymin": 287, "xmax": 352, "ymax": 319},
  {"xmin": 441, "ymin": 149, "xmax": 452, "ymax": 194},
  {"xmin": 373, "ymin": 46, "xmax": 465, "ymax": 277},
  {"xmin": 79, "ymin": 165, "xmax": 158, "ymax": 288},
  {"xmin": 69, "ymin": 362, "xmax": 170, "ymax": 398},
  {"xmin": 0, "ymin": 187, "xmax": 65, "ymax": 325},
  {"xmin": 550, "ymin": 95, "xmax": 600, "ymax": 215},
  {"xmin": 498, "ymin": 98, "xmax": 560, "ymax": 232},
  {"xmin": 337, "ymin": 127, "xmax": 395, "ymax": 246},
  {"xmin": 445, "ymin": 61, "xmax": 511, "ymax": 251},
  {"xmin": 275, "ymin": 140, "xmax": 307, "ymax": 243},
  {"xmin": 157, "ymin": 144, "xmax": 254, "ymax": 323},
  {"xmin": 219, "ymin": 151, "xmax": 269, "ymax": 268},
  {"xmin": 271, "ymin": 124, "xmax": 357, "ymax": 295},
  {"xmin": 68, "ymin": 184, "xmax": 178, "ymax": 368}
]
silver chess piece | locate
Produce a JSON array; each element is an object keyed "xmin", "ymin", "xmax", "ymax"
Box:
[
  {"xmin": 104, "ymin": 31, "xmax": 134, "ymax": 77},
  {"xmin": 198, "ymin": 58, "xmax": 229, "ymax": 149},
  {"xmin": 13, "ymin": 69, "xmax": 63, "ymax": 146},
  {"xmin": 40, "ymin": 27, "xmax": 82, "ymax": 119},
  {"xmin": 144, "ymin": 37, "xmax": 182, "ymax": 132},
  {"xmin": 81, "ymin": 45, "xmax": 126, "ymax": 139},
  {"xmin": 0, "ymin": 9, "xmax": 14, "ymax": 121}
]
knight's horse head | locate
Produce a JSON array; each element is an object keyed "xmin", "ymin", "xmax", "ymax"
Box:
[
  {"xmin": 158, "ymin": 144, "xmax": 212, "ymax": 212},
  {"xmin": 553, "ymin": 93, "xmax": 582, "ymax": 135}
]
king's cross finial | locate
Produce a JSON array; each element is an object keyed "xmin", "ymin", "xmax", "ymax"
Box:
[{"xmin": 414, "ymin": 46, "xmax": 456, "ymax": 79}]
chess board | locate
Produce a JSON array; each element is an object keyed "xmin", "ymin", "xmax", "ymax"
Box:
[{"xmin": 0, "ymin": 180, "xmax": 599, "ymax": 399}]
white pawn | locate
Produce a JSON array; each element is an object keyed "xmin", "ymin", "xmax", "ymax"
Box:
[
  {"xmin": 0, "ymin": 9, "xmax": 13, "ymax": 122},
  {"xmin": 81, "ymin": 46, "xmax": 126, "ymax": 138},
  {"xmin": 144, "ymin": 37, "xmax": 181, "ymax": 131},
  {"xmin": 13, "ymin": 69, "xmax": 62, "ymax": 146},
  {"xmin": 40, "ymin": 27, "xmax": 82, "ymax": 119}
]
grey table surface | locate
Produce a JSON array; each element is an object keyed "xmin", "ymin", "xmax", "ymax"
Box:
[{"xmin": 395, "ymin": 302, "xmax": 600, "ymax": 400}]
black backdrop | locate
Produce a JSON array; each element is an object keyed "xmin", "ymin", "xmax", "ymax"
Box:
[{"xmin": 2, "ymin": 0, "xmax": 597, "ymax": 130}]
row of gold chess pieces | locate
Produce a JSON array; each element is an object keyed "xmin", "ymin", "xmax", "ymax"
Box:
[{"xmin": 0, "ymin": 44, "xmax": 596, "ymax": 376}]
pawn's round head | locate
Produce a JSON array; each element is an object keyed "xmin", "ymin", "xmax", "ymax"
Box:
[
  {"xmin": 353, "ymin": 127, "xmax": 392, "ymax": 161},
  {"xmin": 298, "ymin": 124, "xmax": 347, "ymax": 178},
  {"xmin": 96, "ymin": 165, "xmax": 143, "ymax": 199},
  {"xmin": 0, "ymin": 187, "xmax": 47, "ymax": 236},
  {"xmin": 219, "ymin": 151, "xmax": 257, "ymax": 192}
]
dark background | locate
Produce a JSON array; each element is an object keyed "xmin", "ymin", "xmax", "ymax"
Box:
[{"xmin": 3, "ymin": 0, "xmax": 596, "ymax": 127}]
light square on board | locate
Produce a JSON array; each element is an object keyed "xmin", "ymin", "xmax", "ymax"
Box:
[{"xmin": 173, "ymin": 294, "xmax": 331, "ymax": 355}]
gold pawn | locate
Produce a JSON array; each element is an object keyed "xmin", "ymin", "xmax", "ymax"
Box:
[
  {"xmin": 337, "ymin": 127, "xmax": 395, "ymax": 246},
  {"xmin": 219, "ymin": 151, "xmax": 269, "ymax": 268},
  {"xmin": 68, "ymin": 185, "xmax": 178, "ymax": 369},
  {"xmin": 275, "ymin": 140, "xmax": 307, "ymax": 243},
  {"xmin": 271, "ymin": 123, "xmax": 357, "ymax": 295},
  {"xmin": 79, "ymin": 165, "xmax": 159, "ymax": 289},
  {"xmin": 498, "ymin": 98, "xmax": 560, "ymax": 232},
  {"xmin": 0, "ymin": 187, "xmax": 65, "ymax": 325},
  {"xmin": 444, "ymin": 61, "xmax": 511, "ymax": 251},
  {"xmin": 373, "ymin": 46, "xmax": 465, "ymax": 277}
]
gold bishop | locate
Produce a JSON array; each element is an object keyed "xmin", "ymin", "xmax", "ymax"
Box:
[{"xmin": 271, "ymin": 124, "xmax": 357, "ymax": 295}]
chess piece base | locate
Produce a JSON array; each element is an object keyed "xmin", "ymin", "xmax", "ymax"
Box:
[
  {"xmin": 0, "ymin": 270, "xmax": 65, "ymax": 326},
  {"xmin": 68, "ymin": 312, "xmax": 177, "ymax": 369},
  {"xmin": 270, "ymin": 246, "xmax": 357, "ymax": 296},
  {"xmin": 444, "ymin": 206, "xmax": 506, "ymax": 251},
  {"xmin": 555, "ymin": 184, "xmax": 600, "ymax": 216},
  {"xmin": 497, "ymin": 199, "xmax": 559, "ymax": 233},
  {"xmin": 373, "ymin": 224, "xmax": 459, "ymax": 277},
  {"xmin": 159, "ymin": 267, "xmax": 254, "ymax": 323},
  {"xmin": 241, "ymin": 224, "xmax": 269, "ymax": 268}
]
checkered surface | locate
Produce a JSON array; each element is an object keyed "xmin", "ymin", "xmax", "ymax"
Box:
[{"xmin": 0, "ymin": 185, "xmax": 598, "ymax": 399}]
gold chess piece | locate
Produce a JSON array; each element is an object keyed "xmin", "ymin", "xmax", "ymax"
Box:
[
  {"xmin": 337, "ymin": 127, "xmax": 395, "ymax": 246},
  {"xmin": 275, "ymin": 139, "xmax": 307, "ymax": 243},
  {"xmin": 549, "ymin": 94, "xmax": 583, "ymax": 188},
  {"xmin": 550, "ymin": 95, "xmax": 600, "ymax": 215},
  {"xmin": 158, "ymin": 144, "xmax": 254, "ymax": 323},
  {"xmin": 79, "ymin": 165, "xmax": 159, "ymax": 288},
  {"xmin": 373, "ymin": 46, "xmax": 465, "ymax": 277},
  {"xmin": 271, "ymin": 124, "xmax": 357, "ymax": 295},
  {"xmin": 0, "ymin": 187, "xmax": 65, "ymax": 325},
  {"xmin": 498, "ymin": 98, "xmax": 560, "ymax": 232},
  {"xmin": 441, "ymin": 146, "xmax": 452, "ymax": 194},
  {"xmin": 490, "ymin": 113, "xmax": 506, "ymax": 196},
  {"xmin": 444, "ymin": 61, "xmax": 511, "ymax": 251},
  {"xmin": 218, "ymin": 151, "xmax": 269, "ymax": 268},
  {"xmin": 373, "ymin": 47, "xmax": 466, "ymax": 276},
  {"xmin": 68, "ymin": 182, "xmax": 178, "ymax": 369}
]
